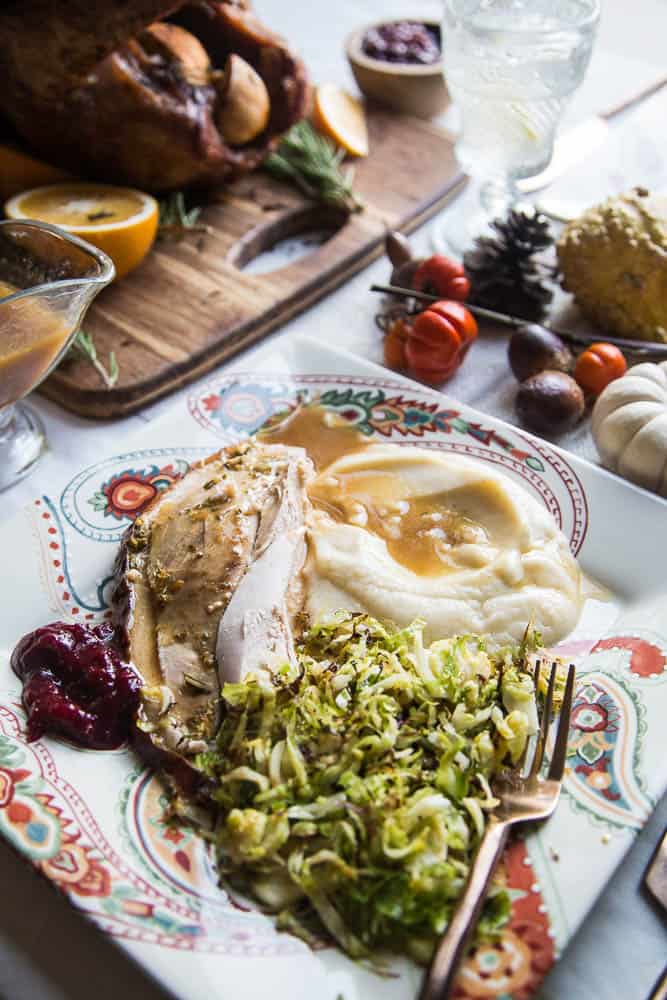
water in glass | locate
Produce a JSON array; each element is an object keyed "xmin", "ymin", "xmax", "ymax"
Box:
[{"xmin": 444, "ymin": 0, "xmax": 598, "ymax": 184}]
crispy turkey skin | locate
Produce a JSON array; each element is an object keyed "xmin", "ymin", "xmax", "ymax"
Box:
[{"xmin": 0, "ymin": 0, "xmax": 308, "ymax": 191}]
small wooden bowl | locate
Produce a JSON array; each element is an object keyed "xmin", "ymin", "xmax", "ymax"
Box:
[{"xmin": 346, "ymin": 19, "xmax": 449, "ymax": 120}]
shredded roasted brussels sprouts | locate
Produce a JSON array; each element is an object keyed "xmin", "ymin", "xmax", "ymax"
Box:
[{"xmin": 196, "ymin": 613, "xmax": 540, "ymax": 963}]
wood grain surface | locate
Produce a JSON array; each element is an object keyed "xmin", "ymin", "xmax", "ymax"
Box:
[{"xmin": 41, "ymin": 109, "xmax": 464, "ymax": 418}]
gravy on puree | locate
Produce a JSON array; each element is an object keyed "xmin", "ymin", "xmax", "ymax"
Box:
[
  {"xmin": 259, "ymin": 404, "xmax": 519, "ymax": 578},
  {"xmin": 0, "ymin": 280, "xmax": 72, "ymax": 408},
  {"xmin": 258, "ymin": 402, "xmax": 369, "ymax": 471}
]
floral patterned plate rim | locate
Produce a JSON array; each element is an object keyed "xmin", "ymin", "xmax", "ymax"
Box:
[{"xmin": 1, "ymin": 336, "xmax": 666, "ymax": 1000}]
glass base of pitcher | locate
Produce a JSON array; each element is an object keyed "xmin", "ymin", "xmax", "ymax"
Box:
[
  {"xmin": 432, "ymin": 177, "xmax": 537, "ymax": 257},
  {"xmin": 431, "ymin": 207, "xmax": 495, "ymax": 258},
  {"xmin": 0, "ymin": 403, "xmax": 47, "ymax": 492}
]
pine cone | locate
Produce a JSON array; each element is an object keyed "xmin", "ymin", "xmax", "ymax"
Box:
[{"xmin": 464, "ymin": 210, "xmax": 555, "ymax": 322}]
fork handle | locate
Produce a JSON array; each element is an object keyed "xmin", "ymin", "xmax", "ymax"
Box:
[{"xmin": 418, "ymin": 819, "xmax": 509, "ymax": 1000}]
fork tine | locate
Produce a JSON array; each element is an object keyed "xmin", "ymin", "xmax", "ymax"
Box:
[
  {"xmin": 525, "ymin": 658, "xmax": 541, "ymax": 775},
  {"xmin": 516, "ymin": 659, "xmax": 541, "ymax": 772},
  {"xmin": 533, "ymin": 658, "xmax": 541, "ymax": 695},
  {"xmin": 530, "ymin": 662, "xmax": 557, "ymax": 777},
  {"xmin": 548, "ymin": 663, "xmax": 576, "ymax": 781}
]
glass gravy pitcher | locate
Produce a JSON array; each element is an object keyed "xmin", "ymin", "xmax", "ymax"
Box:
[{"xmin": 0, "ymin": 220, "xmax": 114, "ymax": 492}]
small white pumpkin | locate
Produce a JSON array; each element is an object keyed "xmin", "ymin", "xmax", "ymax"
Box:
[{"xmin": 592, "ymin": 360, "xmax": 667, "ymax": 497}]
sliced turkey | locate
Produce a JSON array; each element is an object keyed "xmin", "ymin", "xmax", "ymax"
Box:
[{"xmin": 113, "ymin": 440, "xmax": 313, "ymax": 788}]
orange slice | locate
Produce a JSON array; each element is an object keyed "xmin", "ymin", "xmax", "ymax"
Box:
[
  {"xmin": 312, "ymin": 83, "xmax": 369, "ymax": 157},
  {"xmin": 5, "ymin": 183, "xmax": 159, "ymax": 280}
]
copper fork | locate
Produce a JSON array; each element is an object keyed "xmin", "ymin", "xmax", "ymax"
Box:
[{"xmin": 418, "ymin": 660, "xmax": 576, "ymax": 1000}]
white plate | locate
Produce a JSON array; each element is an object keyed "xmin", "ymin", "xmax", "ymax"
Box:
[{"xmin": 1, "ymin": 337, "xmax": 666, "ymax": 1000}]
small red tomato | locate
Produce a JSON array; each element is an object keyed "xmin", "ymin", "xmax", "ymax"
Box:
[
  {"xmin": 405, "ymin": 300, "xmax": 478, "ymax": 384},
  {"xmin": 413, "ymin": 254, "xmax": 470, "ymax": 302},
  {"xmin": 573, "ymin": 342, "xmax": 627, "ymax": 396}
]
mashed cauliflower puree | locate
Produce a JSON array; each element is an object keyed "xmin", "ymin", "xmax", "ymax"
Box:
[{"xmin": 307, "ymin": 444, "xmax": 582, "ymax": 647}]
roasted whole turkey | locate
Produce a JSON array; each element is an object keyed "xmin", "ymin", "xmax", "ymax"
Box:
[
  {"xmin": 112, "ymin": 440, "xmax": 314, "ymax": 790},
  {"xmin": 0, "ymin": 0, "xmax": 308, "ymax": 191}
]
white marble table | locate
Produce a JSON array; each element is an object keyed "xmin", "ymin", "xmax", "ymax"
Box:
[{"xmin": 1, "ymin": 1, "xmax": 666, "ymax": 997}]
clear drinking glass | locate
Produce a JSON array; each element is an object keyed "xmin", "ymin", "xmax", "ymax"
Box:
[
  {"xmin": 435, "ymin": 0, "xmax": 600, "ymax": 253},
  {"xmin": 0, "ymin": 220, "xmax": 115, "ymax": 492}
]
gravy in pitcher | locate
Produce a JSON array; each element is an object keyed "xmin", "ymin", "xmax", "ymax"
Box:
[{"xmin": 0, "ymin": 281, "xmax": 72, "ymax": 408}]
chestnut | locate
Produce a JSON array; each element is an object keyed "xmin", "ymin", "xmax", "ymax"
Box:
[
  {"xmin": 391, "ymin": 258, "xmax": 421, "ymax": 288},
  {"xmin": 385, "ymin": 231, "xmax": 422, "ymax": 288},
  {"xmin": 508, "ymin": 324, "xmax": 573, "ymax": 382},
  {"xmin": 516, "ymin": 370, "xmax": 585, "ymax": 436},
  {"xmin": 385, "ymin": 231, "xmax": 413, "ymax": 269}
]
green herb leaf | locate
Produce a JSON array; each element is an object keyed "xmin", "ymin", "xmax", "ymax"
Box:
[
  {"xmin": 158, "ymin": 191, "xmax": 208, "ymax": 238},
  {"xmin": 264, "ymin": 121, "xmax": 364, "ymax": 214},
  {"xmin": 69, "ymin": 328, "xmax": 119, "ymax": 389},
  {"xmin": 107, "ymin": 349, "xmax": 119, "ymax": 387}
]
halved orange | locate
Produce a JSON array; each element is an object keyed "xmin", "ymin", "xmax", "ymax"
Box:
[
  {"xmin": 312, "ymin": 83, "xmax": 369, "ymax": 158},
  {"xmin": 5, "ymin": 183, "xmax": 159, "ymax": 280}
]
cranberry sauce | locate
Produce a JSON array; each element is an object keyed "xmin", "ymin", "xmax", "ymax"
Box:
[
  {"xmin": 361, "ymin": 22, "xmax": 441, "ymax": 65},
  {"xmin": 11, "ymin": 621, "xmax": 141, "ymax": 750}
]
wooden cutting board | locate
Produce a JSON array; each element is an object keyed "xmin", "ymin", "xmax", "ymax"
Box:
[{"xmin": 41, "ymin": 109, "xmax": 464, "ymax": 419}]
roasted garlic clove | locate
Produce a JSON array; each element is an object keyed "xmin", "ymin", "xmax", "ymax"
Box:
[
  {"xmin": 145, "ymin": 22, "xmax": 211, "ymax": 86},
  {"xmin": 215, "ymin": 53, "xmax": 270, "ymax": 146}
]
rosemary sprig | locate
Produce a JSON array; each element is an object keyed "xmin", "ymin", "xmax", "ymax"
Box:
[
  {"xmin": 69, "ymin": 329, "xmax": 119, "ymax": 389},
  {"xmin": 264, "ymin": 121, "xmax": 363, "ymax": 214},
  {"xmin": 158, "ymin": 192, "xmax": 210, "ymax": 238}
]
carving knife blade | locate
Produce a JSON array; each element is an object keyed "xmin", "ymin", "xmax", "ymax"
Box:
[
  {"xmin": 646, "ymin": 826, "xmax": 667, "ymax": 910},
  {"xmin": 645, "ymin": 828, "xmax": 667, "ymax": 1000},
  {"xmin": 517, "ymin": 74, "xmax": 667, "ymax": 195}
]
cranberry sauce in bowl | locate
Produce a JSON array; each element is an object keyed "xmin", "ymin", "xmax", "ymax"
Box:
[
  {"xmin": 361, "ymin": 21, "xmax": 441, "ymax": 65},
  {"xmin": 346, "ymin": 19, "xmax": 448, "ymax": 120},
  {"xmin": 11, "ymin": 621, "xmax": 141, "ymax": 750}
]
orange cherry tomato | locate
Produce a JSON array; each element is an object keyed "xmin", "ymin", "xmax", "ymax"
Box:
[
  {"xmin": 413, "ymin": 254, "xmax": 470, "ymax": 302},
  {"xmin": 573, "ymin": 342, "xmax": 627, "ymax": 397},
  {"xmin": 383, "ymin": 316, "xmax": 411, "ymax": 371},
  {"xmin": 405, "ymin": 300, "xmax": 478, "ymax": 384}
]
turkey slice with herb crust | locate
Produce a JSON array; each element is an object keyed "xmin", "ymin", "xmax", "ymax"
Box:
[{"xmin": 113, "ymin": 440, "xmax": 313, "ymax": 790}]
